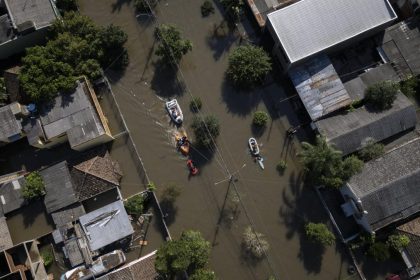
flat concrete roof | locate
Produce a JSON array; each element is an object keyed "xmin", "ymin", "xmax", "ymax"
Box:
[
  {"xmin": 267, "ymin": 0, "xmax": 397, "ymax": 64},
  {"xmin": 4, "ymin": 0, "xmax": 58, "ymax": 30}
]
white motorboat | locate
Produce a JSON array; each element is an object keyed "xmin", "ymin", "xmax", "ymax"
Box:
[
  {"xmin": 248, "ymin": 138, "xmax": 259, "ymax": 156},
  {"xmin": 61, "ymin": 250, "xmax": 126, "ymax": 280},
  {"xmin": 166, "ymin": 99, "xmax": 183, "ymax": 124},
  {"xmin": 256, "ymin": 156, "xmax": 264, "ymax": 170}
]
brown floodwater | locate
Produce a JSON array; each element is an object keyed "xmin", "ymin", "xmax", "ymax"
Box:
[{"xmin": 79, "ymin": 0, "xmax": 358, "ymax": 279}]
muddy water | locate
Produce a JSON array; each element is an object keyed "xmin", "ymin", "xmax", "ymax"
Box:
[{"xmin": 79, "ymin": 0, "xmax": 356, "ymax": 279}]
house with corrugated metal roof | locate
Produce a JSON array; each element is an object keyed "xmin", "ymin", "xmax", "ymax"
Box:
[{"xmin": 339, "ymin": 138, "xmax": 420, "ymax": 233}]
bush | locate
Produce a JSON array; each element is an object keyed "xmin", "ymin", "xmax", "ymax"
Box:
[
  {"xmin": 305, "ymin": 222, "xmax": 335, "ymax": 246},
  {"xmin": 220, "ymin": 0, "xmax": 244, "ymax": 20},
  {"xmin": 124, "ymin": 195, "xmax": 144, "ymax": 218},
  {"xmin": 399, "ymin": 75, "xmax": 419, "ymax": 98},
  {"xmin": 276, "ymin": 160, "xmax": 287, "ymax": 174},
  {"xmin": 358, "ymin": 139, "xmax": 385, "ymax": 161},
  {"xmin": 147, "ymin": 182, "xmax": 157, "ymax": 192},
  {"xmin": 365, "ymin": 81, "xmax": 398, "ymax": 110},
  {"xmin": 41, "ymin": 248, "xmax": 54, "ymax": 267},
  {"xmin": 253, "ymin": 111, "xmax": 269, "ymax": 127},
  {"xmin": 190, "ymin": 97, "xmax": 202, "ymax": 112},
  {"xmin": 22, "ymin": 172, "xmax": 45, "ymax": 200},
  {"xmin": 201, "ymin": 1, "xmax": 215, "ymax": 16},
  {"xmin": 155, "ymin": 24, "xmax": 192, "ymax": 65},
  {"xmin": 387, "ymin": 234, "xmax": 410, "ymax": 252},
  {"xmin": 191, "ymin": 115, "xmax": 220, "ymax": 148},
  {"xmin": 242, "ymin": 226, "xmax": 269, "ymax": 259},
  {"xmin": 368, "ymin": 242, "xmax": 390, "ymax": 262},
  {"xmin": 227, "ymin": 45, "xmax": 272, "ymax": 88},
  {"xmin": 190, "ymin": 269, "xmax": 216, "ymax": 280}
]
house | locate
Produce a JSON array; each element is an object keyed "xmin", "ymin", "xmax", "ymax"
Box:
[
  {"xmin": 0, "ymin": 103, "xmax": 27, "ymax": 145},
  {"xmin": 245, "ymin": 0, "xmax": 296, "ymax": 28},
  {"xmin": 397, "ymin": 217, "xmax": 420, "ymax": 278},
  {"xmin": 0, "ymin": 240, "xmax": 47, "ymax": 280},
  {"xmin": 379, "ymin": 16, "xmax": 420, "ymax": 77},
  {"xmin": 0, "ymin": 0, "xmax": 59, "ymax": 59},
  {"xmin": 0, "ymin": 217, "xmax": 12, "ymax": 252},
  {"xmin": 315, "ymin": 92, "xmax": 417, "ymax": 155},
  {"xmin": 288, "ymin": 54, "xmax": 352, "ymax": 121},
  {"xmin": 97, "ymin": 251, "xmax": 158, "ymax": 280},
  {"xmin": 266, "ymin": 0, "xmax": 397, "ymax": 70},
  {"xmin": 340, "ymin": 138, "xmax": 420, "ymax": 233},
  {"xmin": 24, "ymin": 77, "xmax": 114, "ymax": 151},
  {"xmin": 79, "ymin": 200, "xmax": 133, "ymax": 252},
  {"xmin": 0, "ymin": 175, "xmax": 26, "ymax": 215}
]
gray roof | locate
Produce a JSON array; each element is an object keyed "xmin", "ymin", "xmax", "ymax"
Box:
[
  {"xmin": 344, "ymin": 63, "xmax": 400, "ymax": 101},
  {"xmin": 4, "ymin": 0, "xmax": 57, "ymax": 30},
  {"xmin": 79, "ymin": 200, "xmax": 133, "ymax": 251},
  {"xmin": 37, "ymin": 81, "xmax": 105, "ymax": 148},
  {"xmin": 51, "ymin": 204, "xmax": 85, "ymax": 227},
  {"xmin": 0, "ymin": 217, "xmax": 13, "ymax": 251},
  {"xmin": 0, "ymin": 105, "xmax": 21, "ymax": 141},
  {"xmin": 0, "ymin": 177, "xmax": 26, "ymax": 215},
  {"xmin": 41, "ymin": 161, "xmax": 78, "ymax": 214},
  {"xmin": 347, "ymin": 138, "xmax": 420, "ymax": 231},
  {"xmin": 381, "ymin": 17, "xmax": 420, "ymax": 76},
  {"xmin": 316, "ymin": 92, "xmax": 417, "ymax": 155},
  {"xmin": 64, "ymin": 238, "xmax": 84, "ymax": 267},
  {"xmin": 267, "ymin": 0, "xmax": 397, "ymax": 64},
  {"xmin": 289, "ymin": 54, "xmax": 352, "ymax": 121}
]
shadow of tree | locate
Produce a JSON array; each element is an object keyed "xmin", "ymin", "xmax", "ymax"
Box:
[
  {"xmin": 221, "ymin": 80, "xmax": 262, "ymax": 116},
  {"xmin": 150, "ymin": 61, "xmax": 186, "ymax": 98},
  {"xmin": 160, "ymin": 199, "xmax": 177, "ymax": 226},
  {"xmin": 206, "ymin": 21, "xmax": 238, "ymax": 60},
  {"xmin": 111, "ymin": 0, "xmax": 132, "ymax": 13},
  {"xmin": 279, "ymin": 171, "xmax": 331, "ymax": 274}
]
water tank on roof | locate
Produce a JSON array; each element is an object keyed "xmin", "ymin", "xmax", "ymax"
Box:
[{"xmin": 27, "ymin": 103, "xmax": 37, "ymax": 113}]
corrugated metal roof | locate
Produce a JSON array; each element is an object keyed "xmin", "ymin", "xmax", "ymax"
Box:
[
  {"xmin": 289, "ymin": 54, "xmax": 351, "ymax": 120},
  {"xmin": 0, "ymin": 105, "xmax": 21, "ymax": 141},
  {"xmin": 267, "ymin": 0, "xmax": 397, "ymax": 63},
  {"xmin": 0, "ymin": 176, "xmax": 26, "ymax": 215},
  {"xmin": 316, "ymin": 92, "xmax": 417, "ymax": 155}
]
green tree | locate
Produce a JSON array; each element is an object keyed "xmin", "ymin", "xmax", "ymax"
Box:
[
  {"xmin": 242, "ymin": 226, "xmax": 269, "ymax": 259},
  {"xmin": 124, "ymin": 195, "xmax": 144, "ymax": 218},
  {"xmin": 368, "ymin": 242, "xmax": 390, "ymax": 261},
  {"xmin": 387, "ymin": 234, "xmax": 410, "ymax": 252},
  {"xmin": 298, "ymin": 136, "xmax": 363, "ymax": 188},
  {"xmin": 155, "ymin": 230, "xmax": 211, "ymax": 278},
  {"xmin": 201, "ymin": 1, "xmax": 215, "ymax": 17},
  {"xmin": 252, "ymin": 111, "xmax": 269, "ymax": 127},
  {"xmin": 191, "ymin": 115, "xmax": 220, "ymax": 148},
  {"xmin": 226, "ymin": 45, "xmax": 271, "ymax": 88},
  {"xmin": 155, "ymin": 24, "xmax": 192, "ymax": 65},
  {"xmin": 399, "ymin": 75, "xmax": 419, "ymax": 98},
  {"xmin": 190, "ymin": 269, "xmax": 216, "ymax": 280},
  {"xmin": 22, "ymin": 172, "xmax": 45, "ymax": 200},
  {"xmin": 220, "ymin": 0, "xmax": 244, "ymax": 20},
  {"xmin": 0, "ymin": 77, "xmax": 8, "ymax": 106},
  {"xmin": 358, "ymin": 139, "xmax": 385, "ymax": 161},
  {"xmin": 365, "ymin": 81, "xmax": 399, "ymax": 110},
  {"xmin": 305, "ymin": 222, "xmax": 335, "ymax": 246}
]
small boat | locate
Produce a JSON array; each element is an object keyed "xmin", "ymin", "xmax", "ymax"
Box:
[
  {"xmin": 61, "ymin": 250, "xmax": 126, "ymax": 280},
  {"xmin": 187, "ymin": 159, "xmax": 198, "ymax": 175},
  {"xmin": 175, "ymin": 131, "xmax": 190, "ymax": 155},
  {"xmin": 248, "ymin": 138, "xmax": 259, "ymax": 156},
  {"xmin": 256, "ymin": 156, "xmax": 264, "ymax": 170},
  {"xmin": 166, "ymin": 99, "xmax": 183, "ymax": 124}
]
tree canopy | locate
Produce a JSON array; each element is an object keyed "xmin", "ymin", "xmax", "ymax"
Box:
[
  {"xmin": 22, "ymin": 172, "xmax": 45, "ymax": 200},
  {"xmin": 190, "ymin": 269, "xmax": 217, "ymax": 280},
  {"xmin": 358, "ymin": 139, "xmax": 385, "ymax": 161},
  {"xmin": 365, "ymin": 81, "xmax": 398, "ymax": 110},
  {"xmin": 155, "ymin": 230, "xmax": 211, "ymax": 278},
  {"xmin": 226, "ymin": 45, "xmax": 271, "ymax": 88},
  {"xmin": 124, "ymin": 194, "xmax": 144, "ymax": 218},
  {"xmin": 298, "ymin": 136, "xmax": 363, "ymax": 188},
  {"xmin": 305, "ymin": 222, "xmax": 335, "ymax": 246},
  {"xmin": 191, "ymin": 115, "xmax": 220, "ymax": 148},
  {"xmin": 387, "ymin": 234, "xmax": 410, "ymax": 252},
  {"xmin": 20, "ymin": 12, "xmax": 128, "ymax": 103},
  {"xmin": 155, "ymin": 24, "xmax": 192, "ymax": 65}
]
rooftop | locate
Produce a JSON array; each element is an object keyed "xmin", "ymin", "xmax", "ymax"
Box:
[
  {"xmin": 267, "ymin": 0, "xmax": 397, "ymax": 64},
  {"xmin": 0, "ymin": 217, "xmax": 13, "ymax": 251},
  {"xmin": 41, "ymin": 161, "xmax": 78, "ymax": 214},
  {"xmin": 380, "ymin": 17, "xmax": 420, "ymax": 76},
  {"xmin": 0, "ymin": 176, "xmax": 26, "ymax": 215},
  {"xmin": 347, "ymin": 138, "xmax": 420, "ymax": 231},
  {"xmin": 97, "ymin": 251, "xmax": 158, "ymax": 280},
  {"xmin": 0, "ymin": 104, "xmax": 21, "ymax": 141},
  {"xmin": 316, "ymin": 92, "xmax": 417, "ymax": 155},
  {"xmin": 79, "ymin": 200, "xmax": 133, "ymax": 251},
  {"xmin": 51, "ymin": 204, "xmax": 85, "ymax": 227},
  {"xmin": 246, "ymin": 0, "xmax": 295, "ymax": 27},
  {"xmin": 398, "ymin": 217, "xmax": 420, "ymax": 276},
  {"xmin": 4, "ymin": 0, "xmax": 57, "ymax": 30},
  {"xmin": 289, "ymin": 54, "xmax": 351, "ymax": 121}
]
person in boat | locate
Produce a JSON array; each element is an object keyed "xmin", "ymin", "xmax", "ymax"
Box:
[
  {"xmin": 177, "ymin": 136, "xmax": 188, "ymax": 147},
  {"xmin": 171, "ymin": 108, "xmax": 178, "ymax": 118}
]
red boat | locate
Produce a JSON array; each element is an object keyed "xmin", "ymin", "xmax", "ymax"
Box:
[{"xmin": 187, "ymin": 159, "xmax": 198, "ymax": 175}]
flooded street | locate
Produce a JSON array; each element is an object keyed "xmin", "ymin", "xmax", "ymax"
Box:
[{"xmin": 80, "ymin": 0, "xmax": 356, "ymax": 279}]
